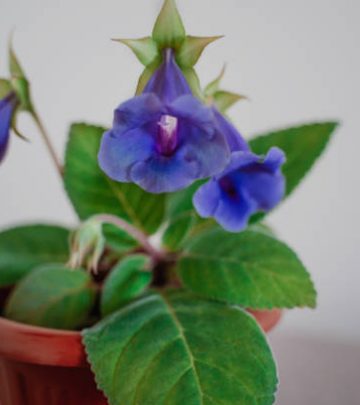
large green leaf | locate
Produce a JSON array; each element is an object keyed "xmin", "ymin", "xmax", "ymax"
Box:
[
  {"xmin": 5, "ymin": 264, "xmax": 95, "ymax": 330},
  {"xmin": 101, "ymin": 254, "xmax": 152, "ymax": 317},
  {"xmin": 64, "ymin": 123, "xmax": 166, "ymax": 234},
  {"xmin": 0, "ymin": 224, "xmax": 70, "ymax": 287},
  {"xmin": 83, "ymin": 290, "xmax": 277, "ymax": 405},
  {"xmin": 250, "ymin": 122, "xmax": 338, "ymax": 198},
  {"xmin": 162, "ymin": 213, "xmax": 195, "ymax": 251},
  {"xmin": 177, "ymin": 228, "xmax": 316, "ymax": 309}
]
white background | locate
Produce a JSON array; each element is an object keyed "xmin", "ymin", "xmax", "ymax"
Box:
[{"xmin": 0, "ymin": 0, "xmax": 359, "ymax": 344}]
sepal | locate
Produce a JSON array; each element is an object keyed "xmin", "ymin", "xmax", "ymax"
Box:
[
  {"xmin": 152, "ymin": 0, "xmax": 186, "ymax": 49},
  {"xmin": 0, "ymin": 79, "xmax": 12, "ymax": 99},
  {"xmin": 8, "ymin": 40, "xmax": 33, "ymax": 111},
  {"xmin": 113, "ymin": 37, "xmax": 160, "ymax": 66},
  {"xmin": 176, "ymin": 35, "xmax": 223, "ymax": 68}
]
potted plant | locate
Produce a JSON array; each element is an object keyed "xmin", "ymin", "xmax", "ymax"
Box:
[{"xmin": 0, "ymin": 1, "xmax": 337, "ymax": 404}]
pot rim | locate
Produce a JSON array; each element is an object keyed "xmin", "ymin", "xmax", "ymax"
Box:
[{"xmin": 0, "ymin": 309, "xmax": 282, "ymax": 368}]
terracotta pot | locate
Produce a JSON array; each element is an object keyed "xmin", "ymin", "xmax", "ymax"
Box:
[{"xmin": 0, "ymin": 309, "xmax": 282, "ymax": 405}]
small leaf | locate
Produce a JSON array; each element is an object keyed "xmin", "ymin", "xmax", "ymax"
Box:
[
  {"xmin": 5, "ymin": 264, "xmax": 95, "ymax": 330},
  {"xmin": 0, "ymin": 79, "xmax": 12, "ymax": 99},
  {"xmin": 176, "ymin": 35, "xmax": 223, "ymax": 68},
  {"xmin": 83, "ymin": 290, "xmax": 277, "ymax": 405},
  {"xmin": 114, "ymin": 37, "xmax": 160, "ymax": 67},
  {"xmin": 0, "ymin": 224, "xmax": 70, "ymax": 287},
  {"xmin": 64, "ymin": 123, "xmax": 166, "ymax": 234},
  {"xmin": 177, "ymin": 228, "xmax": 317, "ymax": 309},
  {"xmin": 162, "ymin": 213, "xmax": 195, "ymax": 251},
  {"xmin": 250, "ymin": 122, "xmax": 338, "ymax": 199},
  {"xmin": 101, "ymin": 255, "xmax": 151, "ymax": 317},
  {"xmin": 152, "ymin": 0, "xmax": 186, "ymax": 49},
  {"xmin": 213, "ymin": 90, "xmax": 247, "ymax": 113}
]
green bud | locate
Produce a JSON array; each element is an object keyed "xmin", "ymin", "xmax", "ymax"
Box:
[
  {"xmin": 152, "ymin": 0, "xmax": 186, "ymax": 49},
  {"xmin": 69, "ymin": 218, "xmax": 106, "ymax": 273},
  {"xmin": 9, "ymin": 39, "xmax": 26, "ymax": 79},
  {"xmin": 176, "ymin": 36, "xmax": 223, "ymax": 68},
  {"xmin": 113, "ymin": 37, "xmax": 160, "ymax": 67}
]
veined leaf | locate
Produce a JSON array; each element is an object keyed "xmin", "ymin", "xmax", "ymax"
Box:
[
  {"xmin": 177, "ymin": 228, "xmax": 316, "ymax": 309},
  {"xmin": 0, "ymin": 224, "xmax": 70, "ymax": 287},
  {"xmin": 64, "ymin": 123, "xmax": 166, "ymax": 234},
  {"xmin": 83, "ymin": 290, "xmax": 277, "ymax": 405}
]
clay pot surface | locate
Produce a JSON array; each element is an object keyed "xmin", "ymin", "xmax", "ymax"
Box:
[{"xmin": 0, "ymin": 309, "xmax": 282, "ymax": 405}]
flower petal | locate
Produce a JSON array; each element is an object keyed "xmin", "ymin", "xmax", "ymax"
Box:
[
  {"xmin": 213, "ymin": 108, "xmax": 249, "ymax": 152},
  {"xmin": 193, "ymin": 179, "xmax": 221, "ymax": 217},
  {"xmin": 113, "ymin": 93, "xmax": 164, "ymax": 132},
  {"xmin": 0, "ymin": 93, "xmax": 17, "ymax": 163},
  {"xmin": 98, "ymin": 127, "xmax": 155, "ymax": 182},
  {"xmin": 143, "ymin": 49, "xmax": 191, "ymax": 103},
  {"xmin": 129, "ymin": 149, "xmax": 200, "ymax": 193}
]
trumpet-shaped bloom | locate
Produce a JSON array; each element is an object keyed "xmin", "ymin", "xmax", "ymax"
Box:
[
  {"xmin": 193, "ymin": 147, "xmax": 286, "ymax": 232},
  {"xmin": 0, "ymin": 93, "xmax": 17, "ymax": 163},
  {"xmin": 98, "ymin": 49, "xmax": 230, "ymax": 193}
]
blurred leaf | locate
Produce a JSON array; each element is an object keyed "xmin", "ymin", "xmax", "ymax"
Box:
[
  {"xmin": 83, "ymin": 290, "xmax": 277, "ymax": 405},
  {"xmin": 177, "ymin": 228, "xmax": 317, "ymax": 309},
  {"xmin": 162, "ymin": 213, "xmax": 195, "ymax": 251},
  {"xmin": 0, "ymin": 79, "xmax": 12, "ymax": 99},
  {"xmin": 64, "ymin": 123, "xmax": 166, "ymax": 234},
  {"xmin": 5, "ymin": 264, "xmax": 95, "ymax": 330},
  {"xmin": 213, "ymin": 90, "xmax": 246, "ymax": 113},
  {"xmin": 0, "ymin": 224, "xmax": 70, "ymax": 287},
  {"xmin": 250, "ymin": 122, "xmax": 338, "ymax": 199}
]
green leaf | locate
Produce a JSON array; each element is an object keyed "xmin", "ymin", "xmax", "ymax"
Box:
[
  {"xmin": 5, "ymin": 264, "xmax": 95, "ymax": 330},
  {"xmin": 213, "ymin": 90, "xmax": 246, "ymax": 113},
  {"xmin": 250, "ymin": 122, "xmax": 338, "ymax": 199},
  {"xmin": 114, "ymin": 37, "xmax": 160, "ymax": 66},
  {"xmin": 152, "ymin": 0, "xmax": 186, "ymax": 49},
  {"xmin": 64, "ymin": 123, "xmax": 166, "ymax": 234},
  {"xmin": 101, "ymin": 254, "xmax": 152, "ymax": 317},
  {"xmin": 176, "ymin": 36, "xmax": 222, "ymax": 68},
  {"xmin": 0, "ymin": 224, "xmax": 70, "ymax": 287},
  {"xmin": 166, "ymin": 180, "xmax": 204, "ymax": 219},
  {"xmin": 182, "ymin": 67, "xmax": 204, "ymax": 99},
  {"xmin": 177, "ymin": 228, "xmax": 316, "ymax": 309},
  {"xmin": 0, "ymin": 79, "xmax": 12, "ymax": 99},
  {"xmin": 83, "ymin": 290, "xmax": 277, "ymax": 405}
]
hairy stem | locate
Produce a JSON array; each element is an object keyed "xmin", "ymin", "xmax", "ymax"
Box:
[
  {"xmin": 31, "ymin": 108, "xmax": 64, "ymax": 177},
  {"xmin": 93, "ymin": 214, "xmax": 166, "ymax": 262}
]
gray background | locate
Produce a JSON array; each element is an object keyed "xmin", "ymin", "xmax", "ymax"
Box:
[{"xmin": 0, "ymin": 0, "xmax": 359, "ymax": 403}]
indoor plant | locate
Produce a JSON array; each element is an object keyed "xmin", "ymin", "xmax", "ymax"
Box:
[{"xmin": 0, "ymin": 0, "xmax": 338, "ymax": 404}]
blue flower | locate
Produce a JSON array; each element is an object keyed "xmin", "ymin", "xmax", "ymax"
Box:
[
  {"xmin": 0, "ymin": 92, "xmax": 17, "ymax": 163},
  {"xmin": 193, "ymin": 147, "xmax": 286, "ymax": 232},
  {"xmin": 98, "ymin": 49, "xmax": 230, "ymax": 193}
]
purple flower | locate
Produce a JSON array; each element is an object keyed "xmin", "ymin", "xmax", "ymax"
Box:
[
  {"xmin": 0, "ymin": 92, "xmax": 17, "ymax": 163},
  {"xmin": 193, "ymin": 147, "xmax": 286, "ymax": 232},
  {"xmin": 98, "ymin": 49, "xmax": 230, "ymax": 193}
]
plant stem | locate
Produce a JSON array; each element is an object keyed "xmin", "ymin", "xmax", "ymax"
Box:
[
  {"xmin": 94, "ymin": 214, "xmax": 166, "ymax": 262},
  {"xmin": 31, "ymin": 108, "xmax": 64, "ymax": 177}
]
